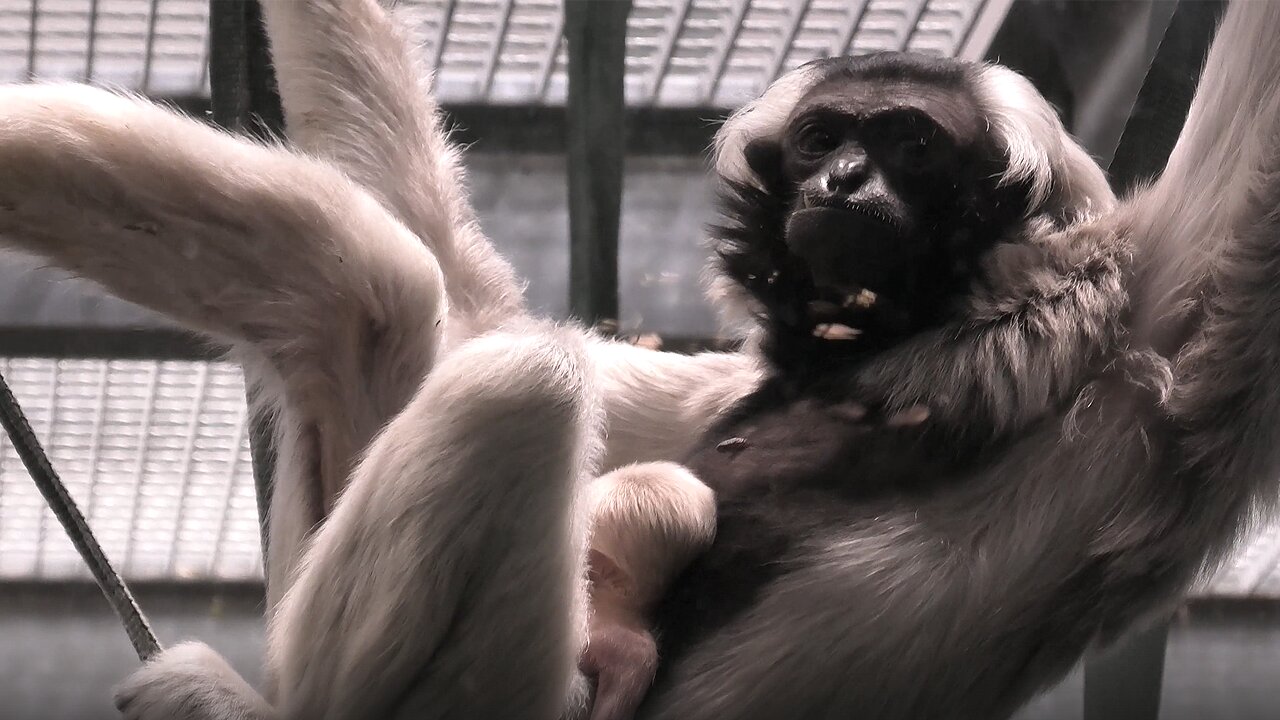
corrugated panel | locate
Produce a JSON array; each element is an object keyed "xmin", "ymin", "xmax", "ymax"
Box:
[
  {"xmin": 0, "ymin": 0, "xmax": 1002, "ymax": 106},
  {"xmin": 0, "ymin": 0, "xmax": 210, "ymax": 94},
  {"xmin": 0, "ymin": 358, "xmax": 261, "ymax": 581},
  {"xmin": 626, "ymin": 0, "xmax": 988, "ymax": 107}
]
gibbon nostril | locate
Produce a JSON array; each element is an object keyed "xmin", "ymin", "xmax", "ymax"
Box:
[{"xmin": 826, "ymin": 155, "xmax": 870, "ymax": 194}]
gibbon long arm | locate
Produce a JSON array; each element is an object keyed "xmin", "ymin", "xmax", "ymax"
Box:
[
  {"xmin": 0, "ymin": 81, "xmax": 449, "ymax": 600},
  {"xmin": 1133, "ymin": 0, "xmax": 1280, "ymax": 337},
  {"xmin": 0, "ymin": 84, "xmax": 444, "ymax": 352},
  {"xmin": 1132, "ymin": 0, "xmax": 1280, "ymax": 551},
  {"xmin": 259, "ymin": 0, "xmax": 524, "ymax": 333}
]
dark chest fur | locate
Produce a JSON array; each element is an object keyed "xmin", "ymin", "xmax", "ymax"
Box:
[
  {"xmin": 652, "ymin": 374, "xmax": 990, "ymax": 661},
  {"xmin": 653, "ymin": 205, "xmax": 1129, "ymax": 665}
]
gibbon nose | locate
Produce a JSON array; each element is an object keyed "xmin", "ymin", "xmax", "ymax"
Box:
[{"xmin": 823, "ymin": 152, "xmax": 870, "ymax": 195}]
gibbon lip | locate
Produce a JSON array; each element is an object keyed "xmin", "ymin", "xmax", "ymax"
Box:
[
  {"xmin": 798, "ymin": 194, "xmax": 904, "ymax": 234},
  {"xmin": 785, "ymin": 206, "xmax": 910, "ymax": 299}
]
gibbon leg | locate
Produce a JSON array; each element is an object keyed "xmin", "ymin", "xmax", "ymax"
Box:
[
  {"xmin": 259, "ymin": 0, "xmax": 526, "ymax": 334},
  {"xmin": 115, "ymin": 325, "xmax": 600, "ymax": 720},
  {"xmin": 256, "ymin": 0, "xmax": 534, "ymax": 599},
  {"xmin": 270, "ymin": 324, "xmax": 600, "ymax": 720}
]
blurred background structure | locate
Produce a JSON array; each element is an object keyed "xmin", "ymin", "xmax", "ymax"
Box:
[{"xmin": 0, "ymin": 1, "xmax": 1276, "ymax": 718}]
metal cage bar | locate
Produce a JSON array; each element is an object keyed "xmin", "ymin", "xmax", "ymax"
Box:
[
  {"xmin": 206, "ymin": 0, "xmax": 282, "ymax": 584},
  {"xmin": 565, "ymin": 0, "xmax": 632, "ymax": 327}
]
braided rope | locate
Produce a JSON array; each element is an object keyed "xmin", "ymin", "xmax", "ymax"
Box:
[{"xmin": 0, "ymin": 368, "xmax": 161, "ymax": 662}]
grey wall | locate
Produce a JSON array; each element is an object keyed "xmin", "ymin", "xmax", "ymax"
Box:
[
  {"xmin": 1, "ymin": 585, "xmax": 265, "ymax": 720},
  {"xmin": 0, "ymin": 250, "xmax": 164, "ymax": 329},
  {"xmin": 1, "ymin": 585, "xmax": 1277, "ymax": 720}
]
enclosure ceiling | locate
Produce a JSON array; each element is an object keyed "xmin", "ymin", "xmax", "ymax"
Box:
[{"xmin": 0, "ymin": 0, "xmax": 1008, "ymax": 106}]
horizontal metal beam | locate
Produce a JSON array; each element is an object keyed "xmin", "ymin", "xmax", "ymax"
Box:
[
  {"xmin": 0, "ymin": 327, "xmax": 218, "ymax": 361},
  {"xmin": 453, "ymin": 104, "xmax": 721, "ymax": 157},
  {"xmin": 0, "ymin": 326, "xmax": 738, "ymax": 361},
  {"xmin": 161, "ymin": 97, "xmax": 724, "ymax": 157}
]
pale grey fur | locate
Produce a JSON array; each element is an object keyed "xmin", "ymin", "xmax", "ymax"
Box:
[{"xmin": 0, "ymin": 0, "xmax": 1278, "ymax": 718}]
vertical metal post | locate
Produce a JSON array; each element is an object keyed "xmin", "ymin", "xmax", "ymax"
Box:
[
  {"xmin": 207, "ymin": 0, "xmax": 283, "ymax": 586},
  {"xmin": 1084, "ymin": 620, "xmax": 1170, "ymax": 720},
  {"xmin": 208, "ymin": 0, "xmax": 284, "ymax": 139},
  {"xmin": 1106, "ymin": 0, "xmax": 1228, "ymax": 192},
  {"xmin": 1084, "ymin": 3, "xmax": 1227, "ymax": 720},
  {"xmin": 563, "ymin": 0, "xmax": 632, "ymax": 328}
]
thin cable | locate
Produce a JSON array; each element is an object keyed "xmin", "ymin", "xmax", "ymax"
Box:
[{"xmin": 0, "ymin": 368, "xmax": 161, "ymax": 662}]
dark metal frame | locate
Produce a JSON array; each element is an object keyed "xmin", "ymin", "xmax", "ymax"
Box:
[
  {"xmin": 0, "ymin": 327, "xmax": 217, "ymax": 361},
  {"xmin": 206, "ymin": 0, "xmax": 283, "ymax": 579},
  {"xmin": 564, "ymin": 0, "xmax": 632, "ymax": 327}
]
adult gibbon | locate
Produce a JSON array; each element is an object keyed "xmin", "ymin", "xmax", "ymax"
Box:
[{"xmin": 1, "ymin": 1, "xmax": 1279, "ymax": 719}]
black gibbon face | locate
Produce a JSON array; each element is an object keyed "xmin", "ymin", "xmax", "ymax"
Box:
[
  {"xmin": 777, "ymin": 74, "xmax": 983, "ymax": 298},
  {"xmin": 718, "ymin": 54, "xmax": 1031, "ymax": 363}
]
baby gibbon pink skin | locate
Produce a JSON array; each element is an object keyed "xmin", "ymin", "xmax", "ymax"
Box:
[
  {"xmin": 580, "ymin": 550, "xmax": 659, "ymax": 720},
  {"xmin": 579, "ymin": 463, "xmax": 717, "ymax": 720}
]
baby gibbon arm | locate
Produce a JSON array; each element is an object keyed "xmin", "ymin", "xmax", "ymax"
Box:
[{"xmin": 580, "ymin": 463, "xmax": 716, "ymax": 720}]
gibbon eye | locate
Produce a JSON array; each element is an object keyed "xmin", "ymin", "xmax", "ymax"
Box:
[
  {"xmin": 795, "ymin": 123, "xmax": 840, "ymax": 157},
  {"xmin": 880, "ymin": 124, "xmax": 930, "ymax": 159},
  {"xmin": 863, "ymin": 110, "xmax": 948, "ymax": 168},
  {"xmin": 898, "ymin": 134, "xmax": 931, "ymax": 160}
]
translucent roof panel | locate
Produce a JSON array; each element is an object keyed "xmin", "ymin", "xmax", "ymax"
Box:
[
  {"xmin": 0, "ymin": 0, "xmax": 1008, "ymax": 107},
  {"xmin": 0, "ymin": 0, "xmax": 212, "ymax": 95},
  {"xmin": 1, "ymin": 355, "xmax": 1280, "ymax": 595},
  {"xmin": 0, "ymin": 357, "xmax": 262, "ymax": 581}
]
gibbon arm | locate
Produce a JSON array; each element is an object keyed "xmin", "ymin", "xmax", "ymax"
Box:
[
  {"xmin": 588, "ymin": 340, "xmax": 763, "ymax": 470},
  {"xmin": 1128, "ymin": 0, "xmax": 1280, "ymax": 537},
  {"xmin": 0, "ymin": 82, "xmax": 448, "ymax": 602},
  {"xmin": 259, "ymin": 0, "xmax": 526, "ymax": 333},
  {"xmin": 0, "ymin": 83, "xmax": 444, "ymax": 356},
  {"xmin": 1132, "ymin": 0, "xmax": 1280, "ymax": 351}
]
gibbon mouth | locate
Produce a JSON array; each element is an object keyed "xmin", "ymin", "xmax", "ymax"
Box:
[
  {"xmin": 785, "ymin": 206, "xmax": 916, "ymax": 297},
  {"xmin": 799, "ymin": 195, "xmax": 906, "ymax": 235}
]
